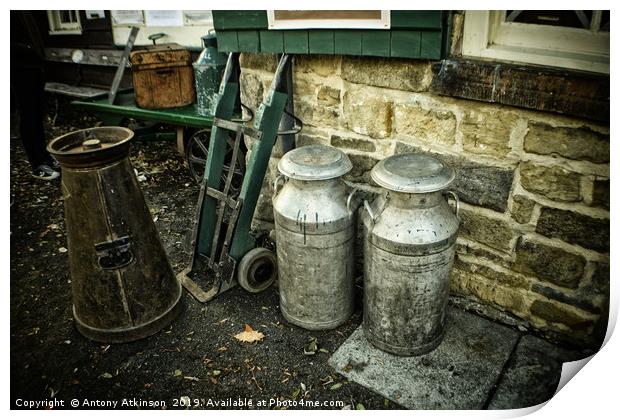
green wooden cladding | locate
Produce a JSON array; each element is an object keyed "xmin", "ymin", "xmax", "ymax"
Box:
[{"xmin": 212, "ymin": 10, "xmax": 447, "ymax": 59}]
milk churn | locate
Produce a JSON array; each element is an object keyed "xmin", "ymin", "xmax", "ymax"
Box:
[
  {"xmin": 47, "ymin": 127, "xmax": 183, "ymax": 343},
  {"xmin": 193, "ymin": 33, "xmax": 228, "ymax": 116},
  {"xmin": 272, "ymin": 145, "xmax": 356, "ymax": 330},
  {"xmin": 362, "ymin": 153, "xmax": 459, "ymax": 356}
]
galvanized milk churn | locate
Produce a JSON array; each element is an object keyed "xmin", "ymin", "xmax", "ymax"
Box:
[
  {"xmin": 362, "ymin": 153, "xmax": 459, "ymax": 355},
  {"xmin": 193, "ymin": 33, "xmax": 228, "ymax": 116},
  {"xmin": 48, "ymin": 127, "xmax": 184, "ymax": 343},
  {"xmin": 273, "ymin": 145, "xmax": 356, "ymax": 330}
]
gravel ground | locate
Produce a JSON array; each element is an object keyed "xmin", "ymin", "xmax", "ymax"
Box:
[{"xmin": 9, "ymin": 102, "xmax": 396, "ymax": 410}]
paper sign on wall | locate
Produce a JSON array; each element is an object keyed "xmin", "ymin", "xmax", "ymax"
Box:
[
  {"xmin": 111, "ymin": 10, "xmax": 144, "ymax": 25},
  {"xmin": 144, "ymin": 10, "xmax": 184, "ymax": 27}
]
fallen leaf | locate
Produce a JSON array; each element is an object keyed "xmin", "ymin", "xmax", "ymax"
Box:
[
  {"xmin": 356, "ymin": 403, "xmax": 365, "ymax": 410},
  {"xmin": 58, "ymin": 247, "xmax": 67, "ymax": 253},
  {"xmin": 330, "ymin": 383, "xmax": 342, "ymax": 390},
  {"xmin": 173, "ymin": 369, "xmax": 183, "ymax": 377},
  {"xmin": 234, "ymin": 325, "xmax": 265, "ymax": 343},
  {"xmin": 100, "ymin": 372, "xmax": 113, "ymax": 379}
]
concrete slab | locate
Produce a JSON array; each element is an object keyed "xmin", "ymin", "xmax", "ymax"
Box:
[
  {"xmin": 328, "ymin": 306, "xmax": 520, "ymax": 409},
  {"xmin": 488, "ymin": 335, "xmax": 585, "ymax": 409}
]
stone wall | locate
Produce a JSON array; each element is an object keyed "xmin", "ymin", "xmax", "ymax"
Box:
[{"xmin": 239, "ymin": 53, "xmax": 610, "ymax": 349}]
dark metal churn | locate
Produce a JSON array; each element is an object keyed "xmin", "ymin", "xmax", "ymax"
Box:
[{"xmin": 48, "ymin": 127, "xmax": 183, "ymax": 343}]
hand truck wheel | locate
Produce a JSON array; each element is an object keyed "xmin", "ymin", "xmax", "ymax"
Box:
[{"xmin": 237, "ymin": 247, "xmax": 277, "ymax": 293}]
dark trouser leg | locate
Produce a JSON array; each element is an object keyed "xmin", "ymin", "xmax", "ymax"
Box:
[{"xmin": 12, "ymin": 67, "xmax": 50, "ymax": 170}]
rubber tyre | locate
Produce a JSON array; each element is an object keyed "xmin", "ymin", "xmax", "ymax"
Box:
[{"xmin": 237, "ymin": 247, "xmax": 277, "ymax": 293}]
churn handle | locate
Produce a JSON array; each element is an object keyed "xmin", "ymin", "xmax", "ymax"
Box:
[
  {"xmin": 273, "ymin": 174, "xmax": 287, "ymax": 197},
  {"xmin": 446, "ymin": 190, "xmax": 460, "ymax": 219},
  {"xmin": 363, "ymin": 200, "xmax": 378, "ymax": 224},
  {"xmin": 346, "ymin": 188, "xmax": 360, "ymax": 214}
]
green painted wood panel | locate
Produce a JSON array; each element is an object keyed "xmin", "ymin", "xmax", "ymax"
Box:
[
  {"xmin": 216, "ymin": 31, "xmax": 239, "ymax": 53},
  {"xmin": 390, "ymin": 30, "xmax": 421, "ymax": 58},
  {"xmin": 334, "ymin": 31, "xmax": 362, "ymax": 55},
  {"xmin": 309, "ymin": 30, "xmax": 335, "ymax": 54},
  {"xmin": 361, "ymin": 31, "xmax": 391, "ymax": 57},
  {"xmin": 212, "ymin": 10, "xmax": 268, "ymax": 30},
  {"xmin": 213, "ymin": 11, "xmax": 447, "ymax": 59},
  {"xmin": 420, "ymin": 31, "xmax": 442, "ymax": 59},
  {"xmin": 283, "ymin": 31, "xmax": 309, "ymax": 54},
  {"xmin": 390, "ymin": 11, "xmax": 442, "ymax": 29},
  {"xmin": 237, "ymin": 31, "xmax": 260, "ymax": 53},
  {"xmin": 259, "ymin": 30, "xmax": 284, "ymax": 53}
]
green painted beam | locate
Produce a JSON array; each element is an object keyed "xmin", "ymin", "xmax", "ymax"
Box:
[
  {"xmin": 212, "ymin": 10, "xmax": 268, "ymax": 30},
  {"xmin": 390, "ymin": 30, "xmax": 422, "ymax": 58},
  {"xmin": 362, "ymin": 30, "xmax": 391, "ymax": 57},
  {"xmin": 420, "ymin": 30, "xmax": 442, "ymax": 59},
  {"xmin": 260, "ymin": 30, "xmax": 284, "ymax": 53},
  {"xmin": 283, "ymin": 31, "xmax": 309, "ymax": 54},
  {"xmin": 216, "ymin": 31, "xmax": 239, "ymax": 52},
  {"xmin": 237, "ymin": 30, "xmax": 260, "ymax": 53},
  {"xmin": 390, "ymin": 10, "xmax": 443, "ymax": 29},
  {"xmin": 309, "ymin": 30, "xmax": 335, "ymax": 54},
  {"xmin": 334, "ymin": 30, "xmax": 362, "ymax": 55}
]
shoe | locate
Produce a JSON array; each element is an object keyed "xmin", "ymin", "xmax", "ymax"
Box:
[
  {"xmin": 50, "ymin": 157, "xmax": 61, "ymax": 171},
  {"xmin": 32, "ymin": 164, "xmax": 60, "ymax": 180}
]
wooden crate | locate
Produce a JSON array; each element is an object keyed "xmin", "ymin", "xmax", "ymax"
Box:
[{"xmin": 130, "ymin": 44, "xmax": 195, "ymax": 109}]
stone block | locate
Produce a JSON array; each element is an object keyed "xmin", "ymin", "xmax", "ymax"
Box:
[
  {"xmin": 317, "ymin": 85, "xmax": 341, "ymax": 106},
  {"xmin": 520, "ymin": 162, "xmax": 581, "ymax": 202},
  {"xmin": 239, "ymin": 71, "xmax": 264, "ymax": 114},
  {"xmin": 531, "ymin": 283, "xmax": 601, "ymax": 314},
  {"xmin": 513, "ymin": 237, "xmax": 585, "ymax": 289},
  {"xmin": 343, "ymin": 154, "xmax": 379, "ymax": 184},
  {"xmin": 455, "ymin": 258, "xmax": 530, "ymax": 289},
  {"xmin": 294, "ymin": 96, "xmax": 341, "ymax": 129},
  {"xmin": 524, "ymin": 122, "xmax": 609, "ymax": 164},
  {"xmin": 343, "ymin": 88, "xmax": 393, "ymax": 139},
  {"xmin": 394, "ymin": 103, "xmax": 457, "ymax": 146},
  {"xmin": 330, "ymin": 134, "xmax": 376, "ymax": 153},
  {"xmin": 240, "ymin": 53, "xmax": 278, "ymax": 72},
  {"xmin": 341, "ymin": 56, "xmax": 432, "ymax": 92},
  {"xmin": 451, "ymin": 268, "xmax": 528, "ymax": 315},
  {"xmin": 458, "ymin": 208, "xmax": 515, "ymax": 252},
  {"xmin": 591, "ymin": 179, "xmax": 610, "ymax": 209},
  {"xmin": 530, "ymin": 300, "xmax": 593, "ymax": 331},
  {"xmin": 510, "ymin": 195, "xmax": 536, "ymax": 224},
  {"xmin": 395, "ymin": 142, "xmax": 514, "ymax": 212},
  {"xmin": 536, "ymin": 208, "xmax": 609, "ymax": 253},
  {"xmin": 591, "ymin": 262, "xmax": 610, "ymax": 295},
  {"xmin": 460, "ymin": 106, "xmax": 518, "ymax": 158},
  {"xmin": 328, "ymin": 308, "xmax": 519, "ymax": 409},
  {"xmin": 488, "ymin": 335, "xmax": 584, "ymax": 409},
  {"xmin": 294, "ymin": 54, "xmax": 340, "ymax": 77}
]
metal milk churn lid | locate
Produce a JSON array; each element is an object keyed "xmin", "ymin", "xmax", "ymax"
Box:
[
  {"xmin": 362, "ymin": 152, "xmax": 460, "ymax": 356},
  {"xmin": 193, "ymin": 33, "xmax": 228, "ymax": 116},
  {"xmin": 47, "ymin": 127, "xmax": 184, "ymax": 343},
  {"xmin": 273, "ymin": 145, "xmax": 356, "ymax": 330}
]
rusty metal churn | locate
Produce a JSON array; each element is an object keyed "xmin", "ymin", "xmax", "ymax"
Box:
[
  {"xmin": 272, "ymin": 145, "xmax": 356, "ymax": 330},
  {"xmin": 47, "ymin": 127, "xmax": 183, "ymax": 343},
  {"xmin": 362, "ymin": 153, "xmax": 459, "ymax": 356}
]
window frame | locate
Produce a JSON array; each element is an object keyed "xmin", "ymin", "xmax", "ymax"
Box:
[
  {"xmin": 462, "ymin": 10, "xmax": 609, "ymax": 74},
  {"xmin": 266, "ymin": 10, "xmax": 390, "ymax": 30},
  {"xmin": 47, "ymin": 10, "xmax": 83, "ymax": 36}
]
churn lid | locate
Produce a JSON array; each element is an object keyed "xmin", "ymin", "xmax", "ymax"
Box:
[
  {"xmin": 278, "ymin": 145, "xmax": 352, "ymax": 181},
  {"xmin": 371, "ymin": 153, "xmax": 455, "ymax": 193},
  {"xmin": 47, "ymin": 126, "xmax": 134, "ymax": 168}
]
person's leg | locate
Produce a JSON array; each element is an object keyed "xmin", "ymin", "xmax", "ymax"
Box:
[{"xmin": 13, "ymin": 67, "xmax": 53, "ymax": 170}]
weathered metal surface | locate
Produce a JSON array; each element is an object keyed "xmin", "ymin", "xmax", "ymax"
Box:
[
  {"xmin": 193, "ymin": 34, "xmax": 228, "ymax": 117},
  {"xmin": 273, "ymin": 145, "xmax": 355, "ymax": 330},
  {"xmin": 47, "ymin": 127, "xmax": 183, "ymax": 343},
  {"xmin": 362, "ymin": 153, "xmax": 459, "ymax": 355}
]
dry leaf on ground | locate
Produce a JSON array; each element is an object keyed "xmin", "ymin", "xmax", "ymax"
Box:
[{"xmin": 234, "ymin": 324, "xmax": 265, "ymax": 343}]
